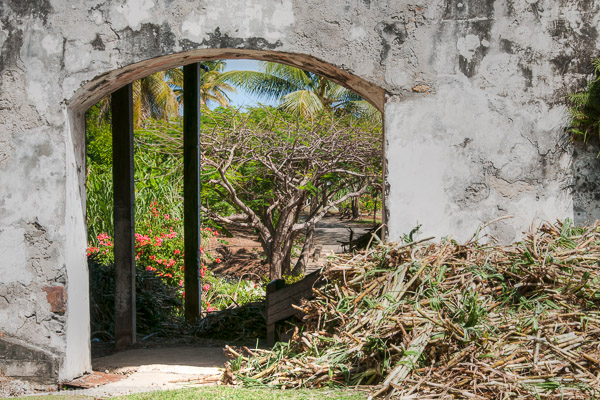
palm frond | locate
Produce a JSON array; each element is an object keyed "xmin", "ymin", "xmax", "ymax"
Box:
[
  {"xmin": 343, "ymin": 100, "xmax": 382, "ymax": 124},
  {"xmin": 263, "ymin": 62, "xmax": 312, "ymax": 89},
  {"xmin": 328, "ymin": 84, "xmax": 362, "ymax": 104},
  {"xmin": 221, "ymin": 70, "xmax": 301, "ymax": 102},
  {"xmin": 200, "ymin": 70, "xmax": 237, "ymax": 107},
  {"xmin": 280, "ymin": 90, "xmax": 323, "ymax": 116}
]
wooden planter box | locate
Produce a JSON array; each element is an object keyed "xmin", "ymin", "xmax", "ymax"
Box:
[{"xmin": 265, "ymin": 271, "xmax": 323, "ymax": 345}]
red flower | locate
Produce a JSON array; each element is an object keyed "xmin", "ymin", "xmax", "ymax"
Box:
[
  {"xmin": 203, "ymin": 284, "xmax": 210, "ymax": 291},
  {"xmin": 97, "ymin": 233, "xmax": 110, "ymax": 241}
]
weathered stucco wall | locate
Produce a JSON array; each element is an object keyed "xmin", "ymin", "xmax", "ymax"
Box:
[
  {"xmin": 385, "ymin": 1, "xmax": 600, "ymax": 242},
  {"xmin": 0, "ymin": 0, "xmax": 599, "ymax": 383}
]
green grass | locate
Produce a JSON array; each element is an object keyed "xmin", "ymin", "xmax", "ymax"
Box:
[
  {"xmin": 121, "ymin": 387, "xmax": 368, "ymax": 399},
  {"xmin": 18, "ymin": 387, "xmax": 368, "ymax": 400},
  {"xmin": 18, "ymin": 397, "xmax": 91, "ymax": 400}
]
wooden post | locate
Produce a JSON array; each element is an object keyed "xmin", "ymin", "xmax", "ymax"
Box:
[
  {"xmin": 111, "ymin": 84, "xmax": 136, "ymax": 349},
  {"xmin": 381, "ymin": 116, "xmax": 388, "ymax": 242},
  {"xmin": 266, "ymin": 279, "xmax": 286, "ymax": 346},
  {"xmin": 184, "ymin": 63, "xmax": 202, "ymax": 322}
]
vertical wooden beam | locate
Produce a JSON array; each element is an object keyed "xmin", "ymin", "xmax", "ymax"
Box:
[
  {"xmin": 381, "ymin": 115, "xmax": 387, "ymax": 242},
  {"xmin": 183, "ymin": 63, "xmax": 202, "ymax": 322},
  {"xmin": 111, "ymin": 84, "xmax": 136, "ymax": 348}
]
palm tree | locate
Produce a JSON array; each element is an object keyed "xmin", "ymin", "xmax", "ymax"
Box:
[
  {"xmin": 221, "ymin": 62, "xmax": 380, "ymax": 121},
  {"xmin": 133, "ymin": 69, "xmax": 180, "ymax": 126},
  {"xmin": 169, "ymin": 61, "xmax": 237, "ymax": 109},
  {"xmin": 93, "ymin": 61, "xmax": 237, "ymax": 127}
]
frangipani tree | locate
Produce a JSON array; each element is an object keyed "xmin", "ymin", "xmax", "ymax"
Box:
[{"xmin": 138, "ymin": 108, "xmax": 382, "ymax": 279}]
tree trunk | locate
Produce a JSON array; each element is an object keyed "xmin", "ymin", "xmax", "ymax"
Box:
[
  {"xmin": 351, "ymin": 196, "xmax": 360, "ymax": 219},
  {"xmin": 282, "ymin": 245, "xmax": 292, "ymax": 277},
  {"xmin": 266, "ymin": 205, "xmax": 299, "ymax": 280},
  {"xmin": 373, "ymin": 196, "xmax": 378, "ymax": 225},
  {"xmin": 270, "ymin": 250, "xmax": 284, "ymax": 280},
  {"xmin": 292, "ymin": 226, "xmax": 315, "ymax": 276}
]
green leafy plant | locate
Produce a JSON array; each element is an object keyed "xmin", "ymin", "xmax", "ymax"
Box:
[
  {"xmin": 88, "ymin": 210, "xmax": 265, "ymax": 316},
  {"xmin": 568, "ymin": 57, "xmax": 600, "ymax": 145}
]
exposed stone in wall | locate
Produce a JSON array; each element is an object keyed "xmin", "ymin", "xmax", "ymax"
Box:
[
  {"xmin": 0, "ymin": 336, "xmax": 59, "ymax": 384},
  {"xmin": 0, "ymin": 0, "xmax": 599, "ymax": 384}
]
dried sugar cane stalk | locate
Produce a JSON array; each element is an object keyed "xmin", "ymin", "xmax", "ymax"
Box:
[{"xmin": 373, "ymin": 322, "xmax": 434, "ymax": 397}]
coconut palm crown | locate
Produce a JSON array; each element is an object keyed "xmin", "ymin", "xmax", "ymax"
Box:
[{"xmin": 221, "ymin": 62, "xmax": 380, "ymax": 121}]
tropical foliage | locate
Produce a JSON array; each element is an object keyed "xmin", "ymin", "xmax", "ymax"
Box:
[
  {"xmin": 222, "ymin": 62, "xmax": 380, "ymax": 121},
  {"xmin": 86, "ymin": 106, "xmax": 263, "ymax": 330},
  {"xmin": 568, "ymin": 57, "xmax": 600, "ymax": 145},
  {"xmin": 85, "ymin": 61, "xmax": 383, "ymax": 333},
  {"xmin": 136, "ymin": 107, "xmax": 382, "ymax": 278},
  {"xmin": 91, "ymin": 61, "xmax": 236, "ymax": 128}
]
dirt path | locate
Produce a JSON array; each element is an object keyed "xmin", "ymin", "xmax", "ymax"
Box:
[
  {"xmin": 206, "ymin": 215, "xmax": 376, "ymax": 278},
  {"xmin": 0, "ymin": 343, "xmax": 228, "ymax": 398},
  {"xmin": 305, "ymin": 216, "xmax": 373, "ymax": 272}
]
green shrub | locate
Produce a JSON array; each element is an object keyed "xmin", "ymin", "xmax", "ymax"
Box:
[{"xmin": 568, "ymin": 57, "xmax": 600, "ymax": 144}]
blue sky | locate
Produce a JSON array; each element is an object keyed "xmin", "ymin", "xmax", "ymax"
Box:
[{"xmin": 218, "ymin": 59, "xmax": 278, "ymax": 109}]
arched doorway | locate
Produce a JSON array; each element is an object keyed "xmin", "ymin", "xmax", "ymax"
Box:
[{"xmin": 66, "ymin": 49, "xmax": 387, "ymax": 375}]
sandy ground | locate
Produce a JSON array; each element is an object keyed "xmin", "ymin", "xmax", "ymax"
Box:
[
  {"xmin": 83, "ymin": 346, "xmax": 226, "ymax": 397},
  {"xmin": 54, "ymin": 345, "xmax": 227, "ymax": 398},
  {"xmin": 0, "ymin": 345, "xmax": 227, "ymax": 398}
]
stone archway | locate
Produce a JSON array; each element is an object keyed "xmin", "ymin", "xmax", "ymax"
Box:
[
  {"xmin": 66, "ymin": 49, "xmax": 389, "ymax": 381},
  {"xmin": 70, "ymin": 50, "xmax": 386, "ymax": 114}
]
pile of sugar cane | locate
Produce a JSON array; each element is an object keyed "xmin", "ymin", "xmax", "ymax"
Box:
[{"xmin": 225, "ymin": 220, "xmax": 600, "ymax": 399}]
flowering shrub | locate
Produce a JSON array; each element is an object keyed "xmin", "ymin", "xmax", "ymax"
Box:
[
  {"xmin": 87, "ymin": 232, "xmax": 114, "ymax": 265},
  {"xmin": 87, "ymin": 200, "xmax": 264, "ymax": 315}
]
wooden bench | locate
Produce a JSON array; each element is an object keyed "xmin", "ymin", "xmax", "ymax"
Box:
[{"xmin": 265, "ymin": 270, "xmax": 323, "ymax": 345}]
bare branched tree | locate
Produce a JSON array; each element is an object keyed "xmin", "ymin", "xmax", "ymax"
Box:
[{"xmin": 138, "ymin": 109, "xmax": 382, "ymax": 279}]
